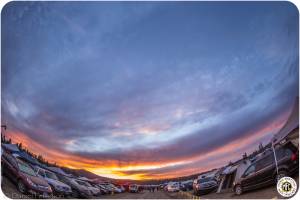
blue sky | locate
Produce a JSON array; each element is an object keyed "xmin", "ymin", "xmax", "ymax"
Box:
[{"xmin": 1, "ymin": 1, "xmax": 299, "ymax": 179}]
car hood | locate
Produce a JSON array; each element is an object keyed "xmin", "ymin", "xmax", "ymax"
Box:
[
  {"xmin": 46, "ymin": 178, "xmax": 71, "ymax": 188},
  {"xmin": 23, "ymin": 173, "xmax": 49, "ymax": 187}
]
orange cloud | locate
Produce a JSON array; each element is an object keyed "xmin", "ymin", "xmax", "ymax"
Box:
[{"xmin": 3, "ymin": 109, "xmax": 289, "ymax": 180}]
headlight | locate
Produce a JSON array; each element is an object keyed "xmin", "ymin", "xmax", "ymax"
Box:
[{"xmin": 26, "ymin": 177, "xmax": 37, "ymax": 187}]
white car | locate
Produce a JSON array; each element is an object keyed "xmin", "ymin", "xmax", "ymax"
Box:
[
  {"xmin": 35, "ymin": 167, "xmax": 72, "ymax": 196},
  {"xmin": 167, "ymin": 183, "xmax": 179, "ymax": 192}
]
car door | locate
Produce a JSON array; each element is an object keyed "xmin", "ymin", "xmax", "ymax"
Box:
[
  {"xmin": 254, "ymin": 154, "xmax": 275, "ymax": 187},
  {"xmin": 4, "ymin": 154, "xmax": 19, "ymax": 182},
  {"xmin": 240, "ymin": 164, "xmax": 256, "ymax": 190}
]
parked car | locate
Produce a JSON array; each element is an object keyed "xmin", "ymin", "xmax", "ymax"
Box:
[
  {"xmin": 95, "ymin": 184, "xmax": 110, "ymax": 194},
  {"xmin": 129, "ymin": 184, "xmax": 139, "ymax": 193},
  {"xmin": 75, "ymin": 179, "xmax": 101, "ymax": 196},
  {"xmin": 99, "ymin": 183, "xmax": 114, "ymax": 193},
  {"xmin": 56, "ymin": 174, "xmax": 93, "ymax": 198},
  {"xmin": 167, "ymin": 182, "xmax": 180, "ymax": 192},
  {"xmin": 179, "ymin": 183, "xmax": 187, "ymax": 191},
  {"xmin": 110, "ymin": 183, "xmax": 123, "ymax": 193},
  {"xmin": 193, "ymin": 177, "xmax": 217, "ymax": 195},
  {"xmin": 183, "ymin": 181, "xmax": 193, "ymax": 191},
  {"xmin": 233, "ymin": 142, "xmax": 299, "ymax": 195},
  {"xmin": 114, "ymin": 185, "xmax": 125, "ymax": 193},
  {"xmin": 118, "ymin": 185, "xmax": 126, "ymax": 192},
  {"xmin": 1, "ymin": 152, "xmax": 52, "ymax": 198},
  {"xmin": 35, "ymin": 167, "xmax": 72, "ymax": 197}
]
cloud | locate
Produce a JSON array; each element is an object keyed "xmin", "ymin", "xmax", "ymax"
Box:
[{"xmin": 2, "ymin": 1, "xmax": 298, "ymax": 179}]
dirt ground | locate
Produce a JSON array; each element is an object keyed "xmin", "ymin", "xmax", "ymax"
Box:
[
  {"xmin": 1, "ymin": 176, "xmax": 30, "ymax": 199},
  {"xmin": 99, "ymin": 190, "xmax": 173, "ymax": 199},
  {"xmin": 1, "ymin": 175, "xmax": 299, "ymax": 199}
]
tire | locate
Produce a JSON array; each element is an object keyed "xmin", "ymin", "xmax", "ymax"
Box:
[
  {"xmin": 234, "ymin": 184, "xmax": 242, "ymax": 195},
  {"xmin": 17, "ymin": 180, "xmax": 27, "ymax": 194},
  {"xmin": 276, "ymin": 170, "xmax": 287, "ymax": 183},
  {"xmin": 49, "ymin": 185, "xmax": 56, "ymax": 196}
]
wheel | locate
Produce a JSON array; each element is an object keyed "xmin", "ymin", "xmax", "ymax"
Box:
[
  {"xmin": 234, "ymin": 184, "xmax": 242, "ymax": 195},
  {"xmin": 276, "ymin": 170, "xmax": 287, "ymax": 183},
  {"xmin": 17, "ymin": 180, "xmax": 26, "ymax": 194},
  {"xmin": 49, "ymin": 185, "xmax": 56, "ymax": 196}
]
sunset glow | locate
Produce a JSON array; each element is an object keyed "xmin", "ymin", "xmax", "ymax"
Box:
[{"xmin": 2, "ymin": 2, "xmax": 298, "ymax": 180}]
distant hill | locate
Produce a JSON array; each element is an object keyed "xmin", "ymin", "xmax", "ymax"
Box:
[{"xmin": 61, "ymin": 167, "xmax": 112, "ymax": 181}]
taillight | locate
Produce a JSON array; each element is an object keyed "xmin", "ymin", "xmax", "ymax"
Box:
[{"xmin": 291, "ymin": 153, "xmax": 297, "ymax": 161}]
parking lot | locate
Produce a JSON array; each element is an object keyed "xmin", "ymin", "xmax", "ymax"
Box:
[{"xmin": 2, "ymin": 175, "xmax": 298, "ymax": 199}]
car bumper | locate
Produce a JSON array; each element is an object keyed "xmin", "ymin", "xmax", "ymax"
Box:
[{"xmin": 195, "ymin": 185, "xmax": 217, "ymax": 194}]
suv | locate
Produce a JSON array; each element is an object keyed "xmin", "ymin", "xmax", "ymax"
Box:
[
  {"xmin": 193, "ymin": 177, "xmax": 217, "ymax": 195},
  {"xmin": 35, "ymin": 167, "xmax": 72, "ymax": 197},
  {"xmin": 233, "ymin": 142, "xmax": 298, "ymax": 195},
  {"xmin": 1, "ymin": 152, "xmax": 52, "ymax": 198}
]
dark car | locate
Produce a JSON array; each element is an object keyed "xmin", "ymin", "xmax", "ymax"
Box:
[
  {"xmin": 179, "ymin": 183, "xmax": 187, "ymax": 191},
  {"xmin": 193, "ymin": 177, "xmax": 218, "ymax": 195},
  {"xmin": 56, "ymin": 173, "xmax": 93, "ymax": 198},
  {"xmin": 94, "ymin": 184, "xmax": 110, "ymax": 195},
  {"xmin": 1, "ymin": 152, "xmax": 52, "ymax": 198},
  {"xmin": 233, "ymin": 142, "xmax": 298, "ymax": 195},
  {"xmin": 185, "ymin": 181, "xmax": 194, "ymax": 191}
]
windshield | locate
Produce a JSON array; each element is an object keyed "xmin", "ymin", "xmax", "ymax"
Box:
[
  {"xmin": 76, "ymin": 180, "xmax": 91, "ymax": 187},
  {"xmin": 45, "ymin": 171, "xmax": 58, "ymax": 180},
  {"xmin": 17, "ymin": 161, "xmax": 36, "ymax": 177},
  {"xmin": 198, "ymin": 177, "xmax": 214, "ymax": 183}
]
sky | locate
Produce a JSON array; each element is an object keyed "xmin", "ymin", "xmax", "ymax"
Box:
[{"xmin": 1, "ymin": 1, "xmax": 299, "ymax": 180}]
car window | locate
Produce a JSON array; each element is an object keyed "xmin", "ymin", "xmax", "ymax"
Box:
[
  {"xmin": 45, "ymin": 171, "xmax": 59, "ymax": 180},
  {"xmin": 76, "ymin": 180, "xmax": 90, "ymax": 187},
  {"xmin": 276, "ymin": 147, "xmax": 293, "ymax": 159},
  {"xmin": 59, "ymin": 176, "xmax": 70, "ymax": 183},
  {"xmin": 5, "ymin": 153, "xmax": 18, "ymax": 168},
  {"xmin": 38, "ymin": 169, "xmax": 46, "ymax": 177},
  {"xmin": 17, "ymin": 161, "xmax": 36, "ymax": 176},
  {"xmin": 198, "ymin": 177, "xmax": 214, "ymax": 183},
  {"xmin": 244, "ymin": 165, "xmax": 255, "ymax": 177},
  {"xmin": 256, "ymin": 154, "xmax": 274, "ymax": 171}
]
